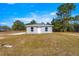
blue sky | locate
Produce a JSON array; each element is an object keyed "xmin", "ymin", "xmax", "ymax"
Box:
[{"xmin": 0, "ymin": 3, "xmax": 79, "ymax": 27}]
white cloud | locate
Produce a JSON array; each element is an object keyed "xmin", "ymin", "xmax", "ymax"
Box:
[
  {"xmin": 13, "ymin": 12, "xmax": 56, "ymax": 24},
  {"xmin": 0, "ymin": 22, "xmax": 12, "ymax": 27},
  {"xmin": 0, "ymin": 12, "xmax": 57, "ymax": 27},
  {"xmin": 14, "ymin": 18, "xmax": 34, "ymax": 22},
  {"xmin": 50, "ymin": 11, "xmax": 57, "ymax": 16},
  {"xmin": 6, "ymin": 3, "xmax": 16, "ymax": 5},
  {"xmin": 0, "ymin": 22, "xmax": 8, "ymax": 25}
]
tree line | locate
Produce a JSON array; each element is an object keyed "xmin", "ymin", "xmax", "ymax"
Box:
[
  {"xmin": 0, "ymin": 3, "xmax": 79, "ymax": 32},
  {"xmin": 0, "ymin": 20, "xmax": 50, "ymax": 31},
  {"xmin": 51, "ymin": 3, "xmax": 79, "ymax": 32}
]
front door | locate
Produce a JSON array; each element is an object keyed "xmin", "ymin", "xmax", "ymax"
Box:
[{"xmin": 37, "ymin": 27, "xmax": 41, "ymax": 33}]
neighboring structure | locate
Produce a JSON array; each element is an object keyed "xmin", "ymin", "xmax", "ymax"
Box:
[
  {"xmin": 26, "ymin": 24, "xmax": 53, "ymax": 34},
  {"xmin": 0, "ymin": 26, "xmax": 5, "ymax": 32}
]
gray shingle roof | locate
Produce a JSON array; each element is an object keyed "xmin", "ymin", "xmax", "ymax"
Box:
[{"xmin": 26, "ymin": 23, "xmax": 53, "ymax": 27}]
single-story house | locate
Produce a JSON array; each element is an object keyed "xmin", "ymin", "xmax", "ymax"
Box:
[{"xmin": 26, "ymin": 24, "xmax": 53, "ymax": 34}]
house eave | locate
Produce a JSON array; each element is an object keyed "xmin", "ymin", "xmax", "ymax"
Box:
[{"xmin": 26, "ymin": 25, "xmax": 53, "ymax": 27}]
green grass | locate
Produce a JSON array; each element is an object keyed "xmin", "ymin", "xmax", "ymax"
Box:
[{"xmin": 0, "ymin": 32, "xmax": 79, "ymax": 56}]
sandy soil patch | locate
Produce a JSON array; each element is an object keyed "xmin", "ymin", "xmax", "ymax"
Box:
[
  {"xmin": 0, "ymin": 37, "xmax": 5, "ymax": 39},
  {"xmin": 7, "ymin": 32, "xmax": 26, "ymax": 35},
  {"xmin": 0, "ymin": 32, "xmax": 26, "ymax": 39},
  {"xmin": 62, "ymin": 33, "xmax": 79, "ymax": 36}
]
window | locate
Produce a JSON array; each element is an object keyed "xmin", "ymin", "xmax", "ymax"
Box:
[
  {"xmin": 31, "ymin": 27, "xmax": 34, "ymax": 32},
  {"xmin": 45, "ymin": 27, "xmax": 48, "ymax": 31}
]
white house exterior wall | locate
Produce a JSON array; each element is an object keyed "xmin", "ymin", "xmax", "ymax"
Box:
[
  {"xmin": 26, "ymin": 26, "xmax": 53, "ymax": 34},
  {"xmin": 26, "ymin": 27, "xmax": 38, "ymax": 34},
  {"xmin": 41, "ymin": 26, "xmax": 52, "ymax": 33}
]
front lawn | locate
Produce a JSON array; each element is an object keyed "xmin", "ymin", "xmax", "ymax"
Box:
[{"xmin": 0, "ymin": 32, "xmax": 79, "ymax": 56}]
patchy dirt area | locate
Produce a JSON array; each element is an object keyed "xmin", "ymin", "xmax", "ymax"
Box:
[
  {"xmin": 0, "ymin": 32, "xmax": 26, "ymax": 39},
  {"xmin": 0, "ymin": 32, "xmax": 79, "ymax": 40},
  {"xmin": 61, "ymin": 32, "xmax": 79, "ymax": 36},
  {"xmin": 0, "ymin": 37, "xmax": 5, "ymax": 39},
  {"xmin": 7, "ymin": 32, "xmax": 26, "ymax": 35}
]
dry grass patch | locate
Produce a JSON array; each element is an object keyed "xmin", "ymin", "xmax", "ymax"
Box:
[{"xmin": 0, "ymin": 32, "xmax": 79, "ymax": 56}]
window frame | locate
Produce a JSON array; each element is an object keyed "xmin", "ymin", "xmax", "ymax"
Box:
[
  {"xmin": 45, "ymin": 27, "xmax": 48, "ymax": 32},
  {"xmin": 31, "ymin": 27, "xmax": 34, "ymax": 32}
]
